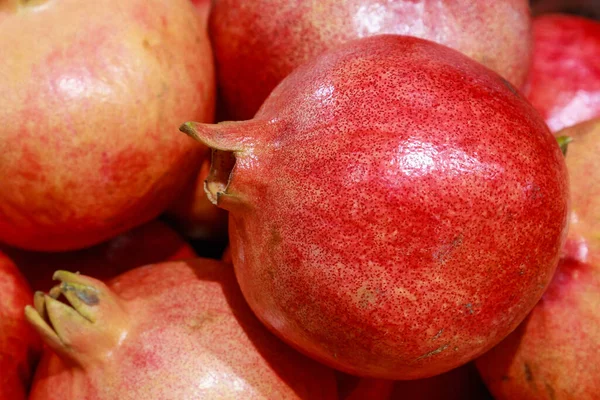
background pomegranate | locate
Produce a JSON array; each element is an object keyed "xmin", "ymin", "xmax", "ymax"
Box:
[
  {"xmin": 523, "ymin": 14, "xmax": 600, "ymax": 132},
  {"xmin": 181, "ymin": 35, "xmax": 568, "ymax": 379},
  {"xmin": 476, "ymin": 118, "xmax": 600, "ymax": 400},
  {"xmin": 26, "ymin": 259, "xmax": 337, "ymax": 399},
  {"xmin": 0, "ymin": 251, "xmax": 41, "ymax": 400},
  {"xmin": 0, "ymin": 0, "xmax": 214, "ymax": 251},
  {"xmin": 0, "ymin": 219, "xmax": 196, "ymax": 291},
  {"xmin": 210, "ymin": 0, "xmax": 532, "ymax": 120}
]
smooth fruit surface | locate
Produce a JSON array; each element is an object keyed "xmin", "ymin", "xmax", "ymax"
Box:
[
  {"xmin": 0, "ymin": 251, "xmax": 41, "ymax": 400},
  {"xmin": 476, "ymin": 118, "xmax": 600, "ymax": 400},
  {"xmin": 182, "ymin": 35, "xmax": 569, "ymax": 379},
  {"xmin": 27, "ymin": 260, "xmax": 338, "ymax": 399},
  {"xmin": 0, "ymin": 220, "xmax": 196, "ymax": 291},
  {"xmin": 210, "ymin": 0, "xmax": 531, "ymax": 120},
  {"xmin": 0, "ymin": 0, "xmax": 214, "ymax": 251},
  {"xmin": 523, "ymin": 14, "xmax": 600, "ymax": 132}
]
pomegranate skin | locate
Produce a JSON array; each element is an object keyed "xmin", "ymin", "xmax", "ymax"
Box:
[
  {"xmin": 523, "ymin": 14, "xmax": 600, "ymax": 132},
  {"xmin": 0, "ymin": 0, "xmax": 214, "ymax": 251},
  {"xmin": 475, "ymin": 119, "xmax": 600, "ymax": 400},
  {"xmin": 0, "ymin": 219, "xmax": 196, "ymax": 292},
  {"xmin": 27, "ymin": 260, "xmax": 337, "ymax": 399},
  {"xmin": 183, "ymin": 35, "xmax": 569, "ymax": 379},
  {"xmin": 0, "ymin": 251, "xmax": 41, "ymax": 400},
  {"xmin": 210, "ymin": 0, "xmax": 531, "ymax": 120}
]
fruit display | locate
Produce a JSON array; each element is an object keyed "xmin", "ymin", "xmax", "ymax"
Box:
[
  {"xmin": 26, "ymin": 259, "xmax": 337, "ymax": 399},
  {"xmin": 1, "ymin": 0, "xmax": 599, "ymax": 398},
  {"xmin": 183, "ymin": 34, "xmax": 567, "ymax": 379}
]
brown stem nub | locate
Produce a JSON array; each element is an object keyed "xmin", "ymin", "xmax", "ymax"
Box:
[
  {"xmin": 0, "ymin": 0, "xmax": 48, "ymax": 12},
  {"xmin": 24, "ymin": 271, "xmax": 130, "ymax": 367}
]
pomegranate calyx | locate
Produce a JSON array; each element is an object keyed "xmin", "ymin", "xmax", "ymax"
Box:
[{"xmin": 24, "ymin": 270, "xmax": 129, "ymax": 367}]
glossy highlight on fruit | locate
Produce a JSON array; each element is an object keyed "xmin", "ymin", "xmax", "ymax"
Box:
[
  {"xmin": 26, "ymin": 259, "xmax": 337, "ymax": 399},
  {"xmin": 181, "ymin": 35, "xmax": 569, "ymax": 379},
  {"xmin": 210, "ymin": 0, "xmax": 532, "ymax": 120}
]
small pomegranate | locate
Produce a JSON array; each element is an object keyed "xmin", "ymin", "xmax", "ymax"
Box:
[
  {"xmin": 0, "ymin": 0, "xmax": 215, "ymax": 251},
  {"xmin": 180, "ymin": 35, "xmax": 568, "ymax": 379},
  {"xmin": 26, "ymin": 259, "xmax": 338, "ymax": 399},
  {"xmin": 210, "ymin": 0, "xmax": 531, "ymax": 120},
  {"xmin": 475, "ymin": 118, "xmax": 600, "ymax": 400},
  {"xmin": 0, "ymin": 251, "xmax": 41, "ymax": 400},
  {"xmin": 523, "ymin": 14, "xmax": 600, "ymax": 132},
  {"xmin": 0, "ymin": 220, "xmax": 196, "ymax": 291}
]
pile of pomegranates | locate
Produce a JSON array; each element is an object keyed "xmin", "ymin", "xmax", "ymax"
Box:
[{"xmin": 1, "ymin": 0, "xmax": 599, "ymax": 399}]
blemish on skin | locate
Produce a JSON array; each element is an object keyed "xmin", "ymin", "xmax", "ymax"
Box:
[
  {"xmin": 464, "ymin": 303, "xmax": 475, "ymax": 315},
  {"xmin": 524, "ymin": 362, "xmax": 534, "ymax": 383},
  {"xmin": 500, "ymin": 77, "xmax": 519, "ymax": 96},
  {"xmin": 431, "ymin": 329, "xmax": 444, "ymax": 340},
  {"xmin": 416, "ymin": 344, "xmax": 449, "ymax": 360},
  {"xmin": 501, "ymin": 375, "xmax": 511, "ymax": 381},
  {"xmin": 61, "ymin": 283, "xmax": 99, "ymax": 306},
  {"xmin": 433, "ymin": 234, "xmax": 463, "ymax": 264}
]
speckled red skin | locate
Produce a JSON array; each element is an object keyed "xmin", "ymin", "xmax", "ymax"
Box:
[
  {"xmin": 475, "ymin": 119, "xmax": 600, "ymax": 400},
  {"xmin": 28, "ymin": 259, "xmax": 338, "ymax": 399},
  {"xmin": 0, "ymin": 220, "xmax": 196, "ymax": 291},
  {"xmin": 338, "ymin": 363, "xmax": 490, "ymax": 400},
  {"xmin": 523, "ymin": 14, "xmax": 600, "ymax": 132},
  {"xmin": 0, "ymin": 251, "xmax": 41, "ymax": 400},
  {"xmin": 209, "ymin": 0, "xmax": 532, "ymax": 120},
  {"xmin": 0, "ymin": 0, "xmax": 214, "ymax": 251},
  {"xmin": 185, "ymin": 35, "xmax": 569, "ymax": 379}
]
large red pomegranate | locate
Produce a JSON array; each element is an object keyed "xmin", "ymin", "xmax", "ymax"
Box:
[
  {"xmin": 181, "ymin": 35, "xmax": 569, "ymax": 379},
  {"xmin": 523, "ymin": 14, "xmax": 600, "ymax": 132},
  {"xmin": 0, "ymin": 0, "xmax": 214, "ymax": 251},
  {"xmin": 26, "ymin": 259, "xmax": 337, "ymax": 399},
  {"xmin": 475, "ymin": 118, "xmax": 600, "ymax": 400},
  {"xmin": 210, "ymin": 0, "xmax": 531, "ymax": 120},
  {"xmin": 0, "ymin": 219, "xmax": 196, "ymax": 292},
  {"xmin": 0, "ymin": 251, "xmax": 41, "ymax": 400}
]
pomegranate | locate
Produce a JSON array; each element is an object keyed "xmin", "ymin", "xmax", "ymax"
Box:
[
  {"xmin": 0, "ymin": 220, "xmax": 196, "ymax": 292},
  {"xmin": 0, "ymin": 0, "xmax": 215, "ymax": 251},
  {"xmin": 180, "ymin": 35, "xmax": 569, "ymax": 379},
  {"xmin": 523, "ymin": 14, "xmax": 600, "ymax": 132},
  {"xmin": 0, "ymin": 251, "xmax": 41, "ymax": 400},
  {"xmin": 475, "ymin": 118, "xmax": 600, "ymax": 400},
  {"xmin": 210, "ymin": 0, "xmax": 531, "ymax": 120},
  {"xmin": 26, "ymin": 259, "xmax": 338, "ymax": 399}
]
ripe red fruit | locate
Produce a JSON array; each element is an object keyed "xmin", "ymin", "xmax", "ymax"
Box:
[
  {"xmin": 26, "ymin": 259, "xmax": 337, "ymax": 399},
  {"xmin": 210, "ymin": 0, "xmax": 531, "ymax": 120},
  {"xmin": 0, "ymin": 251, "xmax": 41, "ymax": 400},
  {"xmin": 181, "ymin": 35, "xmax": 569, "ymax": 379},
  {"xmin": 0, "ymin": 0, "xmax": 215, "ymax": 251},
  {"xmin": 523, "ymin": 14, "xmax": 600, "ymax": 132},
  {"xmin": 0, "ymin": 220, "xmax": 196, "ymax": 292},
  {"xmin": 476, "ymin": 118, "xmax": 600, "ymax": 400}
]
